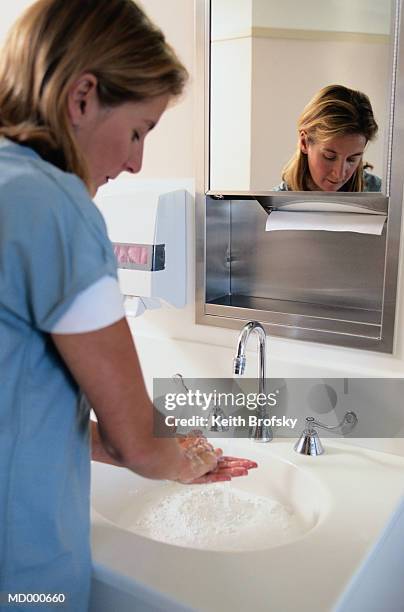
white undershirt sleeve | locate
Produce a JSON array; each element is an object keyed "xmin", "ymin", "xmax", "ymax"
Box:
[{"xmin": 51, "ymin": 275, "xmax": 125, "ymax": 334}]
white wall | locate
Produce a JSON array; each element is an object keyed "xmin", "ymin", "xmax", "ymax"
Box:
[
  {"xmin": 0, "ymin": 1, "xmax": 34, "ymax": 41},
  {"xmin": 210, "ymin": 37, "xmax": 252, "ymax": 190},
  {"xmin": 135, "ymin": 0, "xmax": 195, "ymax": 179},
  {"xmin": 252, "ymin": 0, "xmax": 392, "ymax": 35},
  {"xmin": 211, "ymin": 0, "xmax": 392, "ymax": 38},
  {"xmin": 211, "ymin": 0, "xmax": 252, "ymax": 39}
]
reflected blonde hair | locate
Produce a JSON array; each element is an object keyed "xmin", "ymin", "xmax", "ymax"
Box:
[
  {"xmin": 282, "ymin": 84, "xmax": 378, "ymax": 191},
  {"xmin": 0, "ymin": 0, "xmax": 188, "ymax": 190}
]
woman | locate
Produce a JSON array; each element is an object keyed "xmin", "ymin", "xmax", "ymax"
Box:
[
  {"xmin": 274, "ymin": 84, "xmax": 381, "ymax": 192},
  {"xmin": 0, "ymin": 1, "xmax": 255, "ymax": 609}
]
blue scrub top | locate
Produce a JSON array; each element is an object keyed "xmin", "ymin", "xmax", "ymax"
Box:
[{"xmin": 0, "ymin": 139, "xmax": 118, "ymax": 611}]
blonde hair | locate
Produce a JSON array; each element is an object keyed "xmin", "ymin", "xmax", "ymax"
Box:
[
  {"xmin": 282, "ymin": 84, "xmax": 378, "ymax": 191},
  {"xmin": 0, "ymin": 0, "xmax": 188, "ymax": 190}
]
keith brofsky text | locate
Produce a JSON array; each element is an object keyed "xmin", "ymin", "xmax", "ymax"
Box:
[{"xmin": 165, "ymin": 414, "xmax": 297, "ymax": 429}]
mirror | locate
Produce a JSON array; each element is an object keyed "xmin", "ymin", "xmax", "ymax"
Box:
[{"xmin": 210, "ymin": 0, "xmax": 394, "ymax": 193}]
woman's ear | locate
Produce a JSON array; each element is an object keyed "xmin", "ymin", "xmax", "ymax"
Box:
[
  {"xmin": 299, "ymin": 130, "xmax": 309, "ymax": 154},
  {"xmin": 67, "ymin": 73, "xmax": 99, "ymax": 128}
]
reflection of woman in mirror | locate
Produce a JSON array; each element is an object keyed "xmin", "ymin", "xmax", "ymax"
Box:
[{"xmin": 273, "ymin": 84, "xmax": 381, "ymax": 192}]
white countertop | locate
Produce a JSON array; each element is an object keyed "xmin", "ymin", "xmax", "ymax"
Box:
[{"xmin": 91, "ymin": 439, "xmax": 404, "ymax": 612}]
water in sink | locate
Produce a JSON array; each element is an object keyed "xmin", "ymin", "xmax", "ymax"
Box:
[{"xmin": 116, "ymin": 481, "xmax": 306, "ymax": 551}]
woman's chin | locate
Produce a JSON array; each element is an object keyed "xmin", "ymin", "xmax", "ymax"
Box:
[{"xmin": 323, "ymin": 181, "xmax": 341, "ymax": 191}]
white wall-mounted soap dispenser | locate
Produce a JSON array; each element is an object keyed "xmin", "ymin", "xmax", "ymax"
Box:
[{"xmin": 94, "ymin": 187, "xmax": 188, "ymax": 317}]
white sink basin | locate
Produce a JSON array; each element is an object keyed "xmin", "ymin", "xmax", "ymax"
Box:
[
  {"xmin": 90, "ymin": 439, "xmax": 404, "ymax": 612},
  {"xmin": 91, "ymin": 445, "xmax": 329, "ymax": 551}
]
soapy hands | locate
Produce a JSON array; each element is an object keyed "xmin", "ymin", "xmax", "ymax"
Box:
[{"xmin": 176, "ymin": 431, "xmax": 258, "ymax": 485}]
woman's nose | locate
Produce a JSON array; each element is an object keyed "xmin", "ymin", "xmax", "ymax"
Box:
[
  {"xmin": 125, "ymin": 143, "xmax": 144, "ymax": 174},
  {"xmin": 330, "ymin": 160, "xmax": 346, "ymax": 180}
]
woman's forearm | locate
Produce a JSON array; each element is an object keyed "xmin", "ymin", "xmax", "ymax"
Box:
[
  {"xmin": 90, "ymin": 418, "xmax": 185, "ymax": 476},
  {"xmin": 90, "ymin": 419, "xmax": 124, "ymax": 466}
]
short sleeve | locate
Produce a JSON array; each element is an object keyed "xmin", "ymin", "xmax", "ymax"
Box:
[
  {"xmin": 51, "ymin": 275, "xmax": 125, "ymax": 333},
  {"xmin": 0, "ymin": 171, "xmax": 118, "ymax": 332}
]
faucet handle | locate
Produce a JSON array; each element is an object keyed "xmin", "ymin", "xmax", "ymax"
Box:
[
  {"xmin": 171, "ymin": 373, "xmax": 190, "ymax": 392},
  {"xmin": 310, "ymin": 411, "xmax": 358, "ymax": 435},
  {"xmin": 294, "ymin": 411, "xmax": 358, "ymax": 456},
  {"xmin": 294, "ymin": 417, "xmax": 324, "ymax": 456}
]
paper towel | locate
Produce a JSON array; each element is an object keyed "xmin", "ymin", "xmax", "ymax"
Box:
[{"xmin": 265, "ymin": 201, "xmax": 386, "ymax": 235}]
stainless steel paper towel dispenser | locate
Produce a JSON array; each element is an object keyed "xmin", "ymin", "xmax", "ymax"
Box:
[{"xmin": 197, "ymin": 192, "xmax": 393, "ymax": 351}]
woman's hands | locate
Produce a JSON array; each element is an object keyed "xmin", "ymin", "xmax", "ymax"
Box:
[
  {"xmin": 190, "ymin": 454, "xmax": 258, "ymax": 484},
  {"xmin": 91, "ymin": 419, "xmax": 258, "ymax": 485},
  {"xmin": 176, "ymin": 432, "xmax": 258, "ymax": 484}
]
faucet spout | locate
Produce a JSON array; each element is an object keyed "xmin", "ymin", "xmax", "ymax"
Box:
[{"xmin": 233, "ymin": 321, "xmax": 272, "ymax": 442}]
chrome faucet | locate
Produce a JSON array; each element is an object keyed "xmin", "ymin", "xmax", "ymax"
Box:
[{"xmin": 233, "ymin": 321, "xmax": 272, "ymax": 442}]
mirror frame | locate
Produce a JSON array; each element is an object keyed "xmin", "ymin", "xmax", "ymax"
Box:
[{"xmin": 195, "ymin": 0, "xmax": 404, "ymax": 352}]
